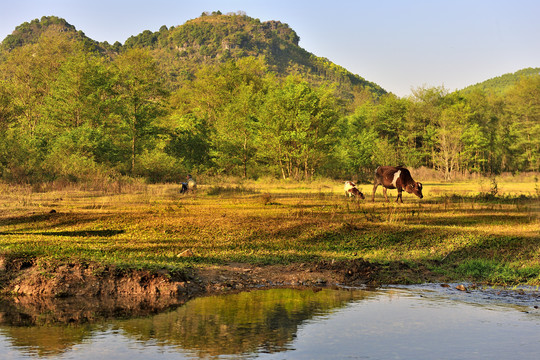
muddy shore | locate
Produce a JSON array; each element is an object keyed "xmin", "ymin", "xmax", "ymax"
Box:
[
  {"xmin": 0, "ymin": 256, "xmax": 387, "ymax": 298},
  {"xmin": 0, "ymin": 255, "xmax": 443, "ymax": 324},
  {"xmin": 1, "ymin": 255, "xmax": 417, "ymax": 297}
]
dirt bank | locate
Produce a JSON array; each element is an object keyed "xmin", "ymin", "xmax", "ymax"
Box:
[
  {"xmin": 0, "ymin": 255, "xmax": 394, "ymax": 300},
  {"xmin": 0, "ymin": 256, "xmax": 392, "ymax": 325}
]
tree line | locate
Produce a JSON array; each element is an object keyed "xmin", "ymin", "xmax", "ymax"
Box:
[{"xmin": 0, "ymin": 29, "xmax": 538, "ymax": 184}]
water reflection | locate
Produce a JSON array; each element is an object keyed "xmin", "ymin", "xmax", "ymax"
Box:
[
  {"xmin": 0, "ymin": 286, "xmax": 538, "ymax": 359},
  {"xmin": 0, "ymin": 288, "xmax": 372, "ymax": 358},
  {"xmin": 114, "ymin": 288, "xmax": 372, "ymax": 358}
]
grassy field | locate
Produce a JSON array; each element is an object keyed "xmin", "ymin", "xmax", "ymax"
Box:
[{"xmin": 0, "ymin": 175, "xmax": 539, "ymax": 285}]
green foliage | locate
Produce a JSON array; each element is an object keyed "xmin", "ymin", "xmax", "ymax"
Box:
[
  {"xmin": 463, "ymin": 67, "xmax": 540, "ymax": 95},
  {"xmin": 259, "ymin": 77, "xmax": 340, "ymax": 180},
  {"xmin": 165, "ymin": 114, "xmax": 212, "ymax": 173},
  {"xmin": 1, "ymin": 16, "xmax": 77, "ymax": 51},
  {"xmin": 0, "ymin": 128, "xmax": 44, "ymax": 182},
  {"xmin": 0, "ymin": 13, "xmax": 538, "ymax": 183},
  {"xmin": 134, "ymin": 147, "xmax": 181, "ymax": 183},
  {"xmin": 0, "ymin": 16, "xmax": 102, "ymax": 54},
  {"xmin": 113, "ymin": 48, "xmax": 168, "ymax": 174},
  {"xmin": 331, "ymin": 106, "xmax": 379, "ymax": 180}
]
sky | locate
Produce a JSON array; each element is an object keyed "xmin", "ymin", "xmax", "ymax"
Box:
[{"xmin": 1, "ymin": 0, "xmax": 539, "ymax": 97}]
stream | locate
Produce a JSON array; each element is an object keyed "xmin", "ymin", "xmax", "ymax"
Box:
[{"xmin": 0, "ymin": 284, "xmax": 538, "ymax": 359}]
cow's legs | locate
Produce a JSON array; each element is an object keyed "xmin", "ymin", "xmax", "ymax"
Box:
[
  {"xmin": 383, "ymin": 187, "xmax": 389, "ymax": 202},
  {"xmin": 372, "ymin": 183, "xmax": 379, "ymax": 202},
  {"xmin": 396, "ymin": 189, "xmax": 403, "ymax": 203}
]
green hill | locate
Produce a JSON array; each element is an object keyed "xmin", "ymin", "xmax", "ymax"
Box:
[
  {"xmin": 122, "ymin": 12, "xmax": 387, "ymax": 102},
  {"xmin": 0, "ymin": 15, "xmax": 106, "ymax": 54},
  {"xmin": 1, "ymin": 13, "xmax": 386, "ymax": 104},
  {"xmin": 462, "ymin": 67, "xmax": 540, "ymax": 95}
]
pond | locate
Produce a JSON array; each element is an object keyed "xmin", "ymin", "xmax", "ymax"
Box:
[{"xmin": 0, "ymin": 284, "xmax": 538, "ymax": 359}]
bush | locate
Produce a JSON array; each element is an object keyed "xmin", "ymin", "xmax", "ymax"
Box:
[{"xmin": 134, "ymin": 148, "xmax": 183, "ymax": 183}]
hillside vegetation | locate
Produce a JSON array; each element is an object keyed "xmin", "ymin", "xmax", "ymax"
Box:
[
  {"xmin": 463, "ymin": 67, "xmax": 540, "ymax": 95},
  {"xmin": 123, "ymin": 11, "xmax": 386, "ymax": 102},
  {"xmin": 0, "ymin": 13, "xmax": 538, "ymax": 185}
]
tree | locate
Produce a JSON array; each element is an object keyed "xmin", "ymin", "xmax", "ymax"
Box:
[
  {"xmin": 368, "ymin": 94, "xmax": 408, "ymax": 165},
  {"xmin": 0, "ymin": 29, "xmax": 94, "ymax": 182},
  {"xmin": 0, "ymin": 29, "xmax": 78, "ymax": 135},
  {"xmin": 505, "ymin": 76, "xmax": 540, "ymax": 171},
  {"xmin": 165, "ymin": 113, "xmax": 212, "ymax": 174},
  {"xmin": 434, "ymin": 96, "xmax": 468, "ymax": 180},
  {"xmin": 213, "ymin": 58, "xmax": 267, "ymax": 177},
  {"xmin": 42, "ymin": 44, "xmax": 113, "ymax": 129},
  {"xmin": 113, "ymin": 48, "xmax": 168, "ymax": 174},
  {"xmin": 460, "ymin": 89, "xmax": 499, "ymax": 174},
  {"xmin": 407, "ymin": 86, "xmax": 448, "ymax": 168},
  {"xmin": 334, "ymin": 104, "xmax": 378, "ymax": 180},
  {"xmin": 170, "ymin": 57, "xmax": 268, "ymax": 177},
  {"xmin": 260, "ymin": 76, "xmax": 340, "ymax": 180}
]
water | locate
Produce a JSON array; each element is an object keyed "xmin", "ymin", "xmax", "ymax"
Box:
[{"xmin": 0, "ymin": 285, "xmax": 538, "ymax": 359}]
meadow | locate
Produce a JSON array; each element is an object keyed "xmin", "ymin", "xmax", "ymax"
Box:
[{"xmin": 0, "ymin": 175, "xmax": 539, "ymax": 286}]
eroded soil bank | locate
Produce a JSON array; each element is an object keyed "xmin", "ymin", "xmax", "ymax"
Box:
[
  {"xmin": 0, "ymin": 255, "xmax": 441, "ymax": 324},
  {"xmin": 0, "ymin": 256, "xmax": 395, "ymax": 297}
]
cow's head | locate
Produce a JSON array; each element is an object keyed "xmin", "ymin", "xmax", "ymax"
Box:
[
  {"xmin": 406, "ymin": 182, "xmax": 423, "ymax": 199},
  {"xmin": 348, "ymin": 187, "xmax": 365, "ymax": 199}
]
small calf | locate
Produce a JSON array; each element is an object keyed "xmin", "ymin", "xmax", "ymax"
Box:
[{"xmin": 344, "ymin": 181, "xmax": 365, "ymax": 199}]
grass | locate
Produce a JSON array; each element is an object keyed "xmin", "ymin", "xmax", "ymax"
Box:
[{"xmin": 0, "ymin": 176, "xmax": 538, "ymax": 285}]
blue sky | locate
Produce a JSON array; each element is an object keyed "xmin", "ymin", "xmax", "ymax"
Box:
[{"xmin": 1, "ymin": 0, "xmax": 539, "ymax": 97}]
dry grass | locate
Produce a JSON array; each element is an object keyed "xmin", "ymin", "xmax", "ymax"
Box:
[{"xmin": 0, "ymin": 176, "xmax": 538, "ymax": 285}]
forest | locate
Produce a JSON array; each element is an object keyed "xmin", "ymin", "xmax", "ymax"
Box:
[{"xmin": 0, "ymin": 14, "xmax": 538, "ymax": 184}]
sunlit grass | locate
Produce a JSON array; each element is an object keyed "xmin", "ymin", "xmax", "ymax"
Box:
[{"xmin": 0, "ymin": 177, "xmax": 538, "ymax": 285}]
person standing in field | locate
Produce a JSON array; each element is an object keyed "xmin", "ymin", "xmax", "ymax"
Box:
[
  {"xmin": 186, "ymin": 174, "xmax": 197, "ymax": 193},
  {"xmin": 179, "ymin": 174, "xmax": 196, "ymax": 194}
]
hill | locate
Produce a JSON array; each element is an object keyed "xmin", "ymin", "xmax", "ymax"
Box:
[
  {"xmin": 123, "ymin": 11, "xmax": 387, "ymax": 102},
  {"xmin": 462, "ymin": 67, "xmax": 540, "ymax": 95},
  {"xmin": 0, "ymin": 16, "xmax": 108, "ymax": 54},
  {"xmin": 1, "ymin": 13, "xmax": 387, "ymax": 104}
]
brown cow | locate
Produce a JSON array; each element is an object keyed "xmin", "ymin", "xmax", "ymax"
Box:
[{"xmin": 372, "ymin": 166, "xmax": 423, "ymax": 203}]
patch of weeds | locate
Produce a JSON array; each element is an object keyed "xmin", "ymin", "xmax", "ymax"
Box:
[
  {"xmin": 260, "ymin": 193, "xmax": 280, "ymax": 205},
  {"xmin": 360, "ymin": 207, "xmax": 382, "ymax": 222},
  {"xmin": 456, "ymin": 259, "xmax": 498, "ymax": 280},
  {"xmin": 206, "ymin": 185, "xmax": 259, "ymax": 196},
  {"xmin": 456, "ymin": 259, "xmax": 540, "ymax": 285},
  {"xmin": 443, "ymin": 192, "xmax": 537, "ymax": 205}
]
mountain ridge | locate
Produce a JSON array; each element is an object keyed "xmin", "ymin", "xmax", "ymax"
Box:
[
  {"xmin": 462, "ymin": 67, "xmax": 540, "ymax": 95},
  {"xmin": 1, "ymin": 14, "xmax": 537, "ymax": 99},
  {"xmin": 0, "ymin": 13, "xmax": 386, "ymax": 105}
]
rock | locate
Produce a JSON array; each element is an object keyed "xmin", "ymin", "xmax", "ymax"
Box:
[{"xmin": 177, "ymin": 249, "xmax": 194, "ymax": 257}]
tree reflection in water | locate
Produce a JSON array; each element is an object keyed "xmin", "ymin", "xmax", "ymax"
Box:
[
  {"xmin": 114, "ymin": 288, "xmax": 373, "ymax": 357},
  {"xmin": 0, "ymin": 288, "xmax": 373, "ymax": 358}
]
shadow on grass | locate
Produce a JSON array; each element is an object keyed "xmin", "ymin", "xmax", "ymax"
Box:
[
  {"xmin": 0, "ymin": 212, "xmax": 118, "ymax": 233},
  {"xmin": 0, "ymin": 230, "xmax": 125, "ymax": 237}
]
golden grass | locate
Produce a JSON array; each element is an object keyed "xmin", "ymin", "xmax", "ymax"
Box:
[{"xmin": 0, "ymin": 177, "xmax": 538, "ymax": 285}]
